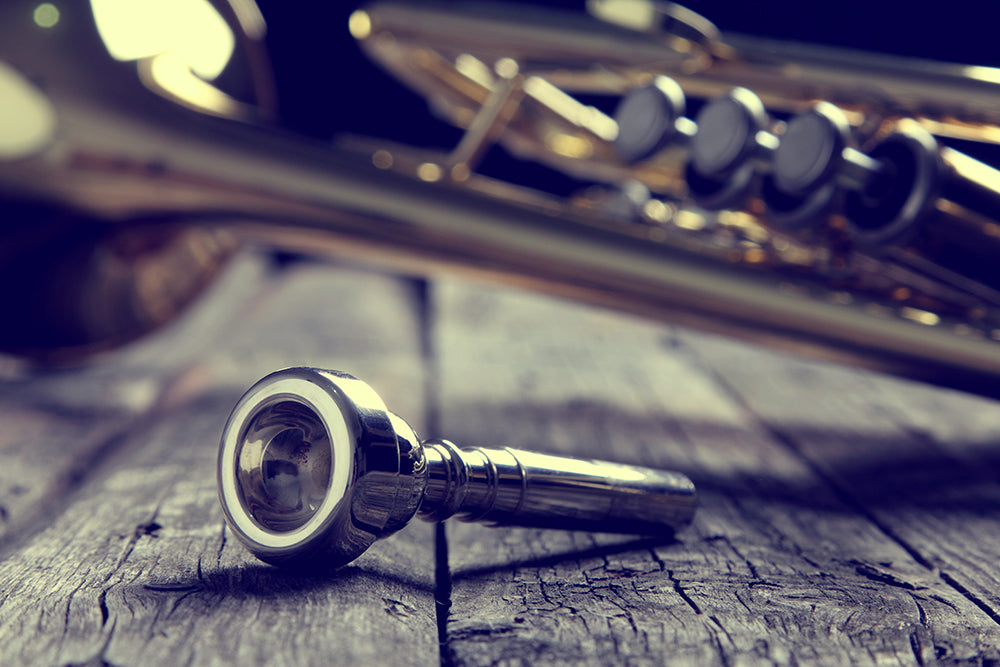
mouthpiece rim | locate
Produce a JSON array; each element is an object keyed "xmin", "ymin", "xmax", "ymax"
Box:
[{"xmin": 218, "ymin": 368, "xmax": 358, "ymax": 559}]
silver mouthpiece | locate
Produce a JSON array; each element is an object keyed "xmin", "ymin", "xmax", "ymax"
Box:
[{"xmin": 217, "ymin": 368, "xmax": 697, "ymax": 569}]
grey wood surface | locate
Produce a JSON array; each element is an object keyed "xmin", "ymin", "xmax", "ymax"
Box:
[
  {"xmin": 433, "ymin": 279, "xmax": 1000, "ymax": 665},
  {"xmin": 2, "ymin": 259, "xmax": 1000, "ymax": 665},
  {"xmin": 0, "ymin": 257, "xmax": 436, "ymax": 666},
  {"xmin": 0, "ymin": 255, "xmax": 267, "ymax": 546}
]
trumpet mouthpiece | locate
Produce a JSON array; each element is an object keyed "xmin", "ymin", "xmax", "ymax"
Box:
[{"xmin": 218, "ymin": 368, "xmax": 697, "ymax": 569}]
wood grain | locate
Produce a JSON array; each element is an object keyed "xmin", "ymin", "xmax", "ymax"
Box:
[
  {"xmin": 0, "ymin": 254, "xmax": 269, "ymax": 546},
  {"xmin": 432, "ymin": 279, "xmax": 1000, "ymax": 665},
  {"xmin": 8, "ymin": 259, "xmax": 1000, "ymax": 666},
  {"xmin": 0, "ymin": 260, "xmax": 438, "ymax": 666},
  {"xmin": 682, "ymin": 331, "xmax": 1000, "ymax": 646}
]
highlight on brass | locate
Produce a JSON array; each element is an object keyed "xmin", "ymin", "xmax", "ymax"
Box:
[
  {"xmin": 218, "ymin": 368, "xmax": 696, "ymax": 568},
  {"xmin": 3, "ymin": 0, "xmax": 1000, "ymax": 401},
  {"xmin": 90, "ymin": 0, "xmax": 270, "ymax": 118},
  {"xmin": 0, "ymin": 60, "xmax": 56, "ymax": 159}
]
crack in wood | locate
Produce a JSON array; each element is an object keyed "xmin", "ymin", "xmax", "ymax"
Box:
[
  {"xmin": 434, "ymin": 509, "xmax": 453, "ymax": 667},
  {"xmin": 420, "ymin": 279, "xmax": 462, "ymax": 667},
  {"xmin": 647, "ymin": 546, "xmax": 666, "ymax": 573},
  {"xmin": 448, "ymin": 624, "xmax": 520, "ymax": 642},
  {"xmin": 709, "ymin": 614, "xmax": 734, "ymax": 646},
  {"xmin": 382, "ymin": 597, "xmax": 418, "ymax": 620},
  {"xmin": 706, "ymin": 620, "xmax": 732, "ymax": 667},
  {"xmin": 164, "ymin": 590, "xmax": 198, "ymax": 621},
  {"xmin": 847, "ymin": 559, "xmax": 925, "ymax": 591},
  {"xmin": 60, "ymin": 617, "xmax": 118, "ymax": 667},
  {"xmin": 909, "ymin": 592, "xmax": 928, "ymax": 625},
  {"xmin": 928, "ymin": 593, "xmax": 958, "ymax": 612},
  {"xmin": 97, "ymin": 589, "xmax": 109, "ymax": 628},
  {"xmin": 60, "ymin": 579, "xmax": 86, "ymax": 650},
  {"xmin": 141, "ymin": 583, "xmax": 201, "ymax": 593},
  {"xmin": 214, "ymin": 522, "xmax": 227, "ymax": 567},
  {"xmin": 938, "ymin": 570, "xmax": 1000, "ymax": 626},
  {"xmin": 665, "ymin": 569, "xmax": 701, "ymax": 615},
  {"xmin": 709, "ymin": 533, "xmax": 771, "ymax": 585},
  {"xmin": 113, "ymin": 512, "xmax": 162, "ymax": 572},
  {"xmin": 909, "ymin": 630, "xmax": 926, "ymax": 666}
]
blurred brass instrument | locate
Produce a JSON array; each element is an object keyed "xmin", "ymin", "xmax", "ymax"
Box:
[{"xmin": 4, "ymin": 0, "xmax": 1000, "ymax": 399}]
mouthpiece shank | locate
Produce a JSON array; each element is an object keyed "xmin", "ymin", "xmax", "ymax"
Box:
[{"xmin": 420, "ymin": 441, "xmax": 696, "ymax": 533}]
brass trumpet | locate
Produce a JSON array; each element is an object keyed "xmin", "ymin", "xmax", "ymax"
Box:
[{"xmin": 4, "ymin": 0, "xmax": 1000, "ymax": 400}]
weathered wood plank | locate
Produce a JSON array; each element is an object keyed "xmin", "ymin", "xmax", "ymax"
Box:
[
  {"xmin": 0, "ymin": 254, "xmax": 269, "ymax": 545},
  {"xmin": 681, "ymin": 330, "xmax": 1000, "ymax": 642},
  {"xmin": 0, "ymin": 261, "xmax": 437, "ymax": 666},
  {"xmin": 432, "ymin": 280, "xmax": 1000, "ymax": 665}
]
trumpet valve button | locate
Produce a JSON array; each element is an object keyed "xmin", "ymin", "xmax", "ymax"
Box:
[
  {"xmin": 613, "ymin": 76, "xmax": 688, "ymax": 164},
  {"xmin": 690, "ymin": 87, "xmax": 767, "ymax": 177},
  {"xmin": 773, "ymin": 104, "xmax": 847, "ymax": 195}
]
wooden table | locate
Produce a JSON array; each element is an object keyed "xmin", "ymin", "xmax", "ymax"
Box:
[{"xmin": 2, "ymin": 251, "xmax": 1000, "ymax": 665}]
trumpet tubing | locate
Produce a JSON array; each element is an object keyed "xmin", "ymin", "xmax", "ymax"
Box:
[{"xmin": 3, "ymin": 0, "xmax": 1000, "ymax": 400}]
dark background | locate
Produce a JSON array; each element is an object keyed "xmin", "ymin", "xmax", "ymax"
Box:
[{"xmin": 254, "ymin": 0, "xmax": 1000, "ymax": 149}]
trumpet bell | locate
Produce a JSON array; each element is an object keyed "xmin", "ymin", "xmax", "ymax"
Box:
[{"xmin": 0, "ymin": 199, "xmax": 233, "ymax": 362}]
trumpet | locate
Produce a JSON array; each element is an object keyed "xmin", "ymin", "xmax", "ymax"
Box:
[{"xmin": 4, "ymin": 0, "xmax": 1000, "ymax": 401}]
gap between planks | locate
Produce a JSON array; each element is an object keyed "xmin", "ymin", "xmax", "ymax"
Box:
[{"xmin": 411, "ymin": 276, "xmax": 458, "ymax": 667}]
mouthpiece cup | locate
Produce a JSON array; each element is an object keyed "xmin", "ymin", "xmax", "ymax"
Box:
[{"xmin": 218, "ymin": 368, "xmax": 419, "ymax": 568}]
